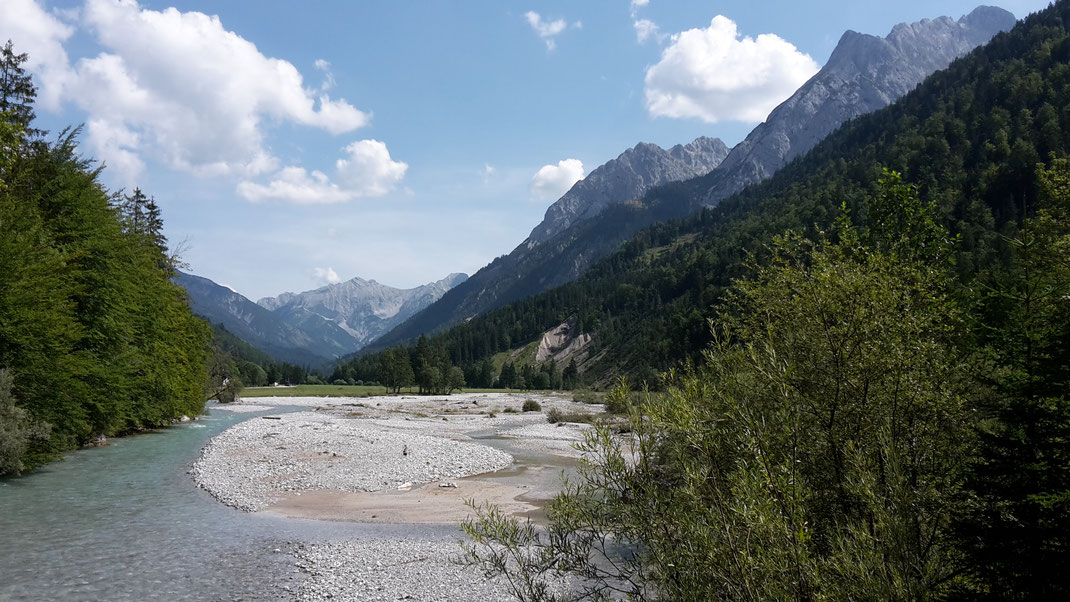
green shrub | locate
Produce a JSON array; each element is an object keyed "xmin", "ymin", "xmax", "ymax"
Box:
[
  {"xmin": 522, "ymin": 399, "xmax": 541, "ymax": 412},
  {"xmin": 546, "ymin": 408, "xmax": 596, "ymax": 425}
]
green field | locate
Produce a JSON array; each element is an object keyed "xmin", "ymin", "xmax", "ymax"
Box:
[{"xmin": 239, "ymin": 385, "xmax": 526, "ymax": 398}]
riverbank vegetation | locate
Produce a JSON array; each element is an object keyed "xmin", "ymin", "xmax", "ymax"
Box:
[{"xmin": 0, "ymin": 42, "xmax": 211, "ymax": 474}]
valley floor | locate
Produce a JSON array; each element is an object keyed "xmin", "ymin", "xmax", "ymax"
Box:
[{"xmin": 197, "ymin": 392, "xmax": 598, "ymax": 601}]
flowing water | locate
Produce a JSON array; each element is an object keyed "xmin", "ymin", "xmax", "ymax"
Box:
[{"xmin": 0, "ymin": 407, "xmax": 457, "ymax": 601}]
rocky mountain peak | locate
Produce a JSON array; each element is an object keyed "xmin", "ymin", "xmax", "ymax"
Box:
[
  {"xmin": 701, "ymin": 5, "xmax": 1014, "ymax": 207},
  {"xmin": 527, "ymin": 136, "xmax": 729, "ymax": 244}
]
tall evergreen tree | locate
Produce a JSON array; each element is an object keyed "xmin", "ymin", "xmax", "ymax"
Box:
[{"xmin": 0, "ymin": 40, "xmax": 40, "ymax": 137}]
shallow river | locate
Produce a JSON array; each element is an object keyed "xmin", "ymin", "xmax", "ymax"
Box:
[{"xmin": 0, "ymin": 407, "xmax": 459, "ymax": 601}]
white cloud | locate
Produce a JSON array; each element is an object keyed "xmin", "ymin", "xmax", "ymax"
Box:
[
  {"xmin": 238, "ymin": 139, "xmax": 408, "ymax": 204},
  {"xmin": 4, "ymin": 0, "xmax": 370, "ymax": 185},
  {"xmin": 644, "ymin": 15, "xmax": 819, "ymax": 123},
  {"xmin": 0, "ymin": 0, "xmax": 75, "ymax": 111},
  {"xmin": 525, "ymin": 11, "xmax": 568, "ymax": 50},
  {"xmin": 481, "ymin": 163, "xmax": 495, "ymax": 184},
  {"xmin": 531, "ymin": 158, "xmax": 584, "ymax": 201},
  {"xmin": 314, "ymin": 58, "xmax": 335, "ymax": 91},
  {"xmin": 335, "ymin": 139, "xmax": 409, "ymax": 196},
  {"xmin": 631, "ymin": 0, "xmax": 650, "ymax": 11},
  {"xmin": 312, "ymin": 267, "xmax": 341, "ymax": 285},
  {"xmin": 634, "ymin": 19, "xmax": 664, "ymax": 44}
]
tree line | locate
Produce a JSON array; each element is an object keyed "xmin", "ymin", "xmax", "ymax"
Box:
[
  {"xmin": 333, "ymin": 334, "xmax": 582, "ymax": 393},
  {"xmin": 0, "ymin": 42, "xmax": 211, "ymax": 474}
]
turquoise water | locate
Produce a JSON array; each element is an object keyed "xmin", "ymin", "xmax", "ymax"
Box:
[{"xmin": 0, "ymin": 407, "xmax": 455, "ymax": 601}]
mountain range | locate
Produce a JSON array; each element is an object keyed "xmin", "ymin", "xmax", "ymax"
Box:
[
  {"xmin": 176, "ymin": 272, "xmax": 466, "ymax": 365},
  {"xmin": 365, "ymin": 5, "xmax": 1014, "ymax": 353}
]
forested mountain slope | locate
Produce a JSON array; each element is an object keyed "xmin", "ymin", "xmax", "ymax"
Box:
[
  {"xmin": 369, "ymin": 6, "xmax": 1013, "ymax": 352},
  {"xmin": 339, "ymin": 1, "xmax": 1070, "ymax": 386}
]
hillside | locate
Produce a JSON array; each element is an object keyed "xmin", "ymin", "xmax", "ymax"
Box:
[
  {"xmin": 340, "ymin": 2, "xmax": 1069, "ymax": 386},
  {"xmin": 369, "ymin": 7, "xmax": 1013, "ymax": 351},
  {"xmin": 175, "ymin": 271, "xmax": 332, "ymax": 367}
]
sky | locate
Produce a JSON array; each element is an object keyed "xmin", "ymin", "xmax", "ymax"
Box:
[{"xmin": 1, "ymin": 0, "xmax": 1052, "ymax": 300}]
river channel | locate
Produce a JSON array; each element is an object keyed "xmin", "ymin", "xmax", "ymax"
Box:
[{"xmin": 0, "ymin": 406, "xmax": 462, "ymax": 601}]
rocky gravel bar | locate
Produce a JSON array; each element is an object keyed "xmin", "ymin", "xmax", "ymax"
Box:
[
  {"xmin": 189, "ymin": 411, "xmax": 512, "ymax": 511},
  {"xmin": 292, "ymin": 538, "xmax": 573, "ymax": 602},
  {"xmin": 292, "ymin": 539, "xmax": 515, "ymax": 602}
]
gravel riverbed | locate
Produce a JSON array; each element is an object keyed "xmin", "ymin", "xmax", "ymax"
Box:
[
  {"xmin": 190, "ymin": 393, "xmax": 601, "ymax": 600},
  {"xmin": 190, "ymin": 411, "xmax": 513, "ymax": 511},
  {"xmin": 292, "ymin": 539, "xmax": 521, "ymax": 602}
]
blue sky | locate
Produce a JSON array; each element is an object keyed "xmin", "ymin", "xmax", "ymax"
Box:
[{"xmin": 1, "ymin": 0, "xmax": 1050, "ymax": 300}]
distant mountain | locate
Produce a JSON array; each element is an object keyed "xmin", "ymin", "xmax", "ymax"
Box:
[
  {"xmin": 174, "ymin": 271, "xmax": 331, "ymax": 367},
  {"xmin": 346, "ymin": 1, "xmax": 1065, "ymax": 389},
  {"xmin": 256, "ymin": 273, "xmax": 467, "ymax": 351},
  {"xmin": 177, "ymin": 272, "xmax": 467, "ymax": 364},
  {"xmin": 369, "ymin": 6, "xmax": 1012, "ymax": 352},
  {"xmin": 699, "ymin": 5, "xmax": 1015, "ymax": 206}
]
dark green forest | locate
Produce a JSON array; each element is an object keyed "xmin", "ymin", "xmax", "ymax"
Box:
[{"xmin": 0, "ymin": 42, "xmax": 211, "ymax": 474}]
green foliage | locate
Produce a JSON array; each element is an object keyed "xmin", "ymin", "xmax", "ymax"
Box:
[
  {"xmin": 205, "ymin": 350, "xmax": 243, "ymax": 404},
  {"xmin": 446, "ymin": 365, "xmax": 466, "ymax": 394},
  {"xmin": 521, "ymin": 399, "xmax": 541, "ymax": 412},
  {"xmin": 0, "ymin": 44, "xmax": 211, "ymax": 473},
  {"xmin": 0, "ymin": 40, "xmax": 41, "ymax": 137},
  {"xmin": 954, "ymin": 156, "xmax": 1070, "ymax": 599},
  {"xmin": 378, "ymin": 347, "xmax": 414, "ymax": 393}
]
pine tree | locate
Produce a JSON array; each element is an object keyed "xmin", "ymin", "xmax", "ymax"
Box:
[{"xmin": 0, "ymin": 40, "xmax": 40, "ymax": 137}]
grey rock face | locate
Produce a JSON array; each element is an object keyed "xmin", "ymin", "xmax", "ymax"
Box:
[
  {"xmin": 702, "ymin": 5, "xmax": 1015, "ymax": 205},
  {"xmin": 256, "ymin": 273, "xmax": 468, "ymax": 351},
  {"xmin": 528, "ymin": 136, "xmax": 729, "ymax": 243}
]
